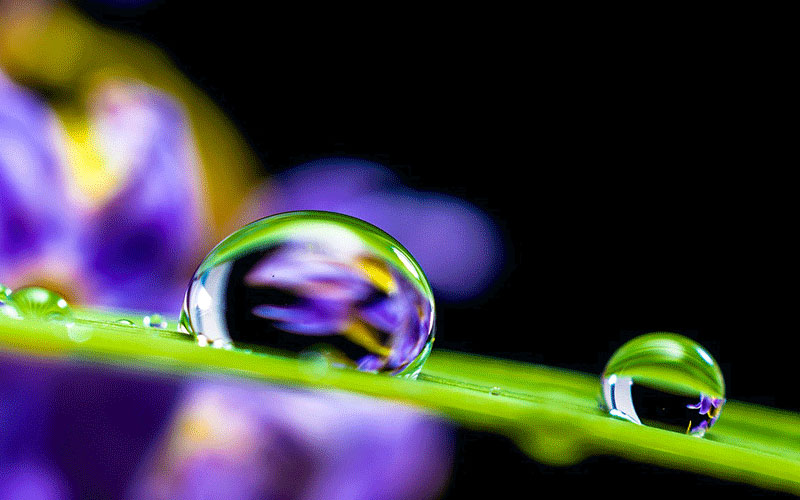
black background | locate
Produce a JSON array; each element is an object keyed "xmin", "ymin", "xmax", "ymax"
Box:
[{"xmin": 73, "ymin": 2, "xmax": 796, "ymax": 496}]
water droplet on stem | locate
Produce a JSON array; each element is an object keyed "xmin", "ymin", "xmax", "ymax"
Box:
[
  {"xmin": 0, "ymin": 286, "xmax": 73, "ymax": 322},
  {"xmin": 601, "ymin": 332, "xmax": 725, "ymax": 437},
  {"xmin": 180, "ymin": 211, "xmax": 436, "ymax": 378}
]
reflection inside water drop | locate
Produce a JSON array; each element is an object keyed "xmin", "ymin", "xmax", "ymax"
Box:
[
  {"xmin": 601, "ymin": 332, "xmax": 725, "ymax": 437},
  {"xmin": 180, "ymin": 211, "xmax": 436, "ymax": 378}
]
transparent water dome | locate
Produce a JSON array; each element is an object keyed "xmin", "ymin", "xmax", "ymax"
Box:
[
  {"xmin": 181, "ymin": 211, "xmax": 436, "ymax": 378},
  {"xmin": 601, "ymin": 332, "xmax": 725, "ymax": 437},
  {"xmin": 0, "ymin": 286, "xmax": 73, "ymax": 322}
]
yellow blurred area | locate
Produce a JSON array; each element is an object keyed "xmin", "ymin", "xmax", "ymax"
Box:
[
  {"xmin": 56, "ymin": 105, "xmax": 111, "ymax": 203},
  {"xmin": 0, "ymin": 1, "xmax": 262, "ymax": 241}
]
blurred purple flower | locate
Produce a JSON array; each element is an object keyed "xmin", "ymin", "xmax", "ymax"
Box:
[
  {"xmin": 1, "ymin": 352, "xmax": 454, "ymax": 500},
  {"xmin": 131, "ymin": 380, "xmax": 453, "ymax": 500},
  {"xmin": 78, "ymin": 84, "xmax": 206, "ymax": 310},
  {"xmin": 3, "ymin": 70, "xmax": 504, "ymax": 311},
  {"xmin": 0, "ymin": 70, "xmax": 79, "ymax": 286},
  {"xmin": 0, "ymin": 461, "xmax": 70, "ymax": 500},
  {"xmin": 244, "ymin": 158, "xmax": 505, "ymax": 302},
  {"xmin": 0, "ymin": 72, "xmax": 206, "ymax": 311}
]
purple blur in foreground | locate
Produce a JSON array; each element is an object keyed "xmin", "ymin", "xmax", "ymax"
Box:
[
  {"xmin": 0, "ymin": 353, "xmax": 453, "ymax": 500},
  {"xmin": 132, "ymin": 381, "xmax": 453, "ymax": 500},
  {"xmin": 0, "ymin": 71, "xmax": 206, "ymax": 311},
  {"xmin": 2, "ymin": 70, "xmax": 502, "ymax": 313},
  {"xmin": 244, "ymin": 159, "xmax": 505, "ymax": 302}
]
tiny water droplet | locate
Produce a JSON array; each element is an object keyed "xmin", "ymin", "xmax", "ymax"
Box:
[
  {"xmin": 180, "ymin": 211, "xmax": 436, "ymax": 378},
  {"xmin": 0, "ymin": 283, "xmax": 14, "ymax": 317},
  {"xmin": 143, "ymin": 314, "xmax": 168, "ymax": 329},
  {"xmin": 601, "ymin": 332, "xmax": 725, "ymax": 437},
  {"xmin": 115, "ymin": 319, "xmax": 135, "ymax": 326},
  {"xmin": 490, "ymin": 387, "xmax": 502, "ymax": 396},
  {"xmin": 298, "ymin": 349, "xmax": 333, "ymax": 379},
  {"xmin": 0, "ymin": 286, "xmax": 73, "ymax": 322},
  {"xmin": 67, "ymin": 323, "xmax": 92, "ymax": 343}
]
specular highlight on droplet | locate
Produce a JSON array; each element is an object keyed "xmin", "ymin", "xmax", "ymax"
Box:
[
  {"xmin": 143, "ymin": 314, "xmax": 167, "ymax": 329},
  {"xmin": 601, "ymin": 332, "xmax": 725, "ymax": 437}
]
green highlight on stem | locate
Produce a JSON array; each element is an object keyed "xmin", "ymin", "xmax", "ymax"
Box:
[{"xmin": 1, "ymin": 311, "xmax": 799, "ymax": 495}]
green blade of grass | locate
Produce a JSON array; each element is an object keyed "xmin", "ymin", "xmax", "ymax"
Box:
[{"xmin": 1, "ymin": 311, "xmax": 799, "ymax": 495}]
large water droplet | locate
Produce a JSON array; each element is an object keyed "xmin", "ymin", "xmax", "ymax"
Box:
[
  {"xmin": 601, "ymin": 332, "xmax": 725, "ymax": 437},
  {"xmin": 181, "ymin": 211, "xmax": 436, "ymax": 377},
  {"xmin": 0, "ymin": 286, "xmax": 73, "ymax": 322}
]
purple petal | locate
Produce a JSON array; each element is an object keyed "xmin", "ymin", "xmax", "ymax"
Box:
[
  {"xmin": 689, "ymin": 419, "xmax": 709, "ymax": 434},
  {"xmin": 337, "ymin": 189, "xmax": 504, "ymax": 301},
  {"xmin": 78, "ymin": 82, "xmax": 207, "ymax": 311},
  {"xmin": 251, "ymin": 158, "xmax": 398, "ymax": 217},
  {"xmin": 247, "ymin": 159, "xmax": 505, "ymax": 301},
  {"xmin": 246, "ymin": 245, "xmax": 373, "ymax": 301},
  {"xmin": 245, "ymin": 241, "xmax": 432, "ymax": 370},
  {"xmin": 357, "ymin": 354, "xmax": 385, "ymax": 372},
  {"xmin": 252, "ymin": 299, "xmax": 350, "ymax": 335},
  {"xmin": 2, "ymin": 348, "xmax": 453, "ymax": 500},
  {"xmin": 0, "ymin": 72, "xmax": 78, "ymax": 285},
  {"xmin": 0, "ymin": 461, "xmax": 70, "ymax": 500},
  {"xmin": 361, "ymin": 277, "xmax": 433, "ymax": 369},
  {"xmin": 130, "ymin": 380, "xmax": 454, "ymax": 500},
  {"xmin": 1, "ymin": 352, "xmax": 182, "ymax": 499},
  {"xmin": 687, "ymin": 395, "xmax": 713, "ymax": 415},
  {"xmin": 359, "ymin": 294, "xmax": 412, "ymax": 333}
]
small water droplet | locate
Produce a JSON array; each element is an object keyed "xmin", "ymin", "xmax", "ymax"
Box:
[
  {"xmin": 115, "ymin": 319, "xmax": 135, "ymax": 326},
  {"xmin": 0, "ymin": 283, "xmax": 15, "ymax": 317},
  {"xmin": 67, "ymin": 323, "xmax": 92, "ymax": 343},
  {"xmin": 180, "ymin": 211, "xmax": 436, "ymax": 378},
  {"xmin": 0, "ymin": 302, "xmax": 21, "ymax": 319},
  {"xmin": 601, "ymin": 332, "xmax": 725, "ymax": 437},
  {"xmin": 490, "ymin": 387, "xmax": 502, "ymax": 396},
  {"xmin": 298, "ymin": 349, "xmax": 333, "ymax": 379},
  {"xmin": 143, "ymin": 314, "xmax": 168, "ymax": 329},
  {"xmin": 0, "ymin": 286, "xmax": 73, "ymax": 322}
]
